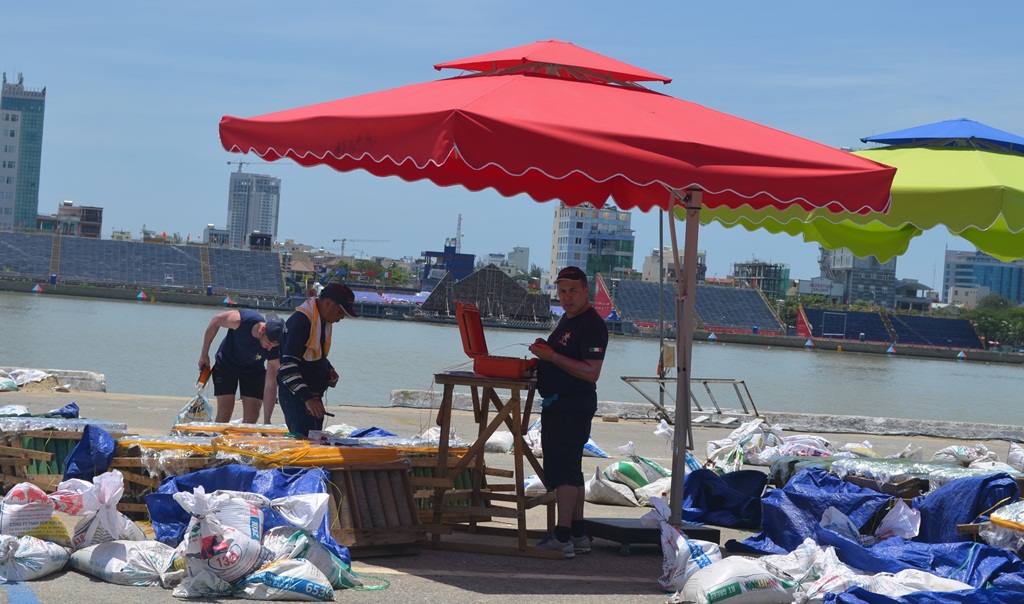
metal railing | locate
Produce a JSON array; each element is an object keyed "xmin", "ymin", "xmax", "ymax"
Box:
[{"xmin": 619, "ymin": 376, "xmax": 759, "ymax": 427}]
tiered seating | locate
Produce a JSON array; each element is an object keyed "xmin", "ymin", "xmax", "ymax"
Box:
[
  {"xmin": 695, "ymin": 285, "xmax": 785, "ymax": 333},
  {"xmin": 802, "ymin": 308, "xmax": 891, "ymax": 342},
  {"xmin": 207, "ymin": 248, "xmax": 285, "ymax": 297},
  {"xmin": 58, "ymin": 238, "xmax": 205, "ymax": 290},
  {"xmin": 0, "ymin": 232, "xmax": 53, "ymax": 280},
  {"xmin": 611, "ymin": 280, "xmax": 784, "ymax": 333},
  {"xmin": 889, "ymin": 315, "xmax": 984, "ymax": 349},
  {"xmin": 352, "ymin": 290, "xmax": 387, "ymax": 304},
  {"xmin": 382, "ymin": 293, "xmax": 428, "ymax": 305}
]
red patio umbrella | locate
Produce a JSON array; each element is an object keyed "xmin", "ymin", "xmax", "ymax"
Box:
[{"xmin": 220, "ymin": 40, "xmax": 895, "ymax": 525}]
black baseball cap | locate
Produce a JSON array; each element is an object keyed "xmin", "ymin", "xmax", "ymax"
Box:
[
  {"xmin": 555, "ymin": 266, "xmax": 588, "ymax": 283},
  {"xmin": 320, "ymin": 283, "xmax": 359, "ymax": 317},
  {"xmin": 264, "ymin": 313, "xmax": 286, "ymax": 344}
]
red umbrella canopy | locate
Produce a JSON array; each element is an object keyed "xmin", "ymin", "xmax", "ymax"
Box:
[{"xmin": 220, "ymin": 40, "xmax": 894, "ymax": 216}]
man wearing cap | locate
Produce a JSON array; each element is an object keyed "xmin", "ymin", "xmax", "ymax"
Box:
[
  {"xmin": 199, "ymin": 309, "xmax": 285, "ymax": 424},
  {"xmin": 277, "ymin": 282, "xmax": 359, "ymax": 436},
  {"xmin": 528, "ymin": 266, "xmax": 608, "ymax": 558}
]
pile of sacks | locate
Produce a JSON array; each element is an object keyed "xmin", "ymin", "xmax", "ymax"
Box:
[
  {"xmin": 705, "ymin": 418, "xmax": 926, "ymax": 473},
  {"xmin": 643, "ymin": 494, "xmax": 983, "ymax": 603},
  {"xmin": 0, "ymin": 469, "xmax": 361, "ymax": 600}
]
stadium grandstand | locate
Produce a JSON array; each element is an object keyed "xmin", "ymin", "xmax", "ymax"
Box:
[
  {"xmin": 798, "ymin": 307, "xmax": 983, "ymax": 350},
  {"xmin": 602, "ymin": 279, "xmax": 786, "ymax": 335},
  {"xmin": 0, "ymin": 231, "xmax": 285, "ymax": 298}
]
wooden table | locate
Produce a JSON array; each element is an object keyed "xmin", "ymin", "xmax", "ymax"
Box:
[{"xmin": 426, "ymin": 371, "xmax": 560, "ymax": 558}]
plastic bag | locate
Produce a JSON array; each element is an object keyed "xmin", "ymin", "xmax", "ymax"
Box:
[
  {"xmin": 176, "ymin": 393, "xmax": 213, "ymax": 425},
  {"xmin": 873, "ymin": 498, "xmax": 920, "ymax": 541},
  {"xmin": 0, "ymin": 534, "xmax": 69, "ymax": 583}
]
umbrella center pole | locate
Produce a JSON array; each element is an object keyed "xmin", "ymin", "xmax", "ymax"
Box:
[{"xmin": 668, "ymin": 188, "xmax": 702, "ymax": 526}]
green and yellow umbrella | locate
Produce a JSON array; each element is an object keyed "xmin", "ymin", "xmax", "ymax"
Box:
[{"xmin": 694, "ymin": 138, "xmax": 1024, "ymax": 262}]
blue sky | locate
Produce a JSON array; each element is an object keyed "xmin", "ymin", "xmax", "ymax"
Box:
[{"xmin": 4, "ymin": 3, "xmax": 1023, "ymax": 287}]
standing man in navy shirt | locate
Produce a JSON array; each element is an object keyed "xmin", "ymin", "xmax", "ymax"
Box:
[
  {"xmin": 528, "ymin": 266, "xmax": 608, "ymax": 558},
  {"xmin": 199, "ymin": 309, "xmax": 285, "ymax": 424},
  {"xmin": 277, "ymin": 283, "xmax": 358, "ymax": 437}
]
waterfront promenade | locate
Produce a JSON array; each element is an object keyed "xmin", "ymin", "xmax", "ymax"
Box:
[{"xmin": 1, "ymin": 388, "xmax": 1020, "ymax": 603}]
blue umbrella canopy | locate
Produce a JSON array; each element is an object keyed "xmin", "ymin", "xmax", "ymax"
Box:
[{"xmin": 861, "ymin": 118, "xmax": 1024, "ymax": 153}]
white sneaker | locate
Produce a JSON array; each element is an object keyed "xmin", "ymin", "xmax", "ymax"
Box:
[
  {"xmin": 535, "ymin": 534, "xmax": 575, "ymax": 558},
  {"xmin": 571, "ymin": 534, "xmax": 592, "ymax": 554}
]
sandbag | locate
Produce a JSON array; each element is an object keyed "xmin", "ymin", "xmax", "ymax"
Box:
[
  {"xmin": 584, "ymin": 466, "xmax": 639, "ymax": 507},
  {"xmin": 68, "ymin": 540, "xmax": 184, "ymax": 587},
  {"xmin": 0, "ymin": 483, "xmax": 71, "ymax": 547},
  {"xmin": 680, "ymin": 556, "xmax": 796, "ymax": 604},
  {"xmin": 0, "ymin": 534, "xmax": 69, "ymax": 583},
  {"xmin": 262, "ymin": 526, "xmax": 361, "ymax": 589},
  {"xmin": 235, "ymin": 558, "xmax": 334, "ymax": 601},
  {"xmin": 73, "ymin": 510, "xmax": 146, "ymax": 550},
  {"xmin": 174, "ymin": 486, "xmax": 274, "ymax": 585},
  {"xmin": 644, "ymin": 497, "xmax": 720, "ymax": 591},
  {"xmin": 635, "ymin": 476, "xmax": 671, "ymax": 507},
  {"xmin": 603, "ymin": 461, "xmax": 650, "ymax": 490}
]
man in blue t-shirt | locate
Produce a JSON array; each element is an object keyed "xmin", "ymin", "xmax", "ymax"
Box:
[
  {"xmin": 528, "ymin": 266, "xmax": 609, "ymax": 558},
  {"xmin": 199, "ymin": 309, "xmax": 285, "ymax": 424}
]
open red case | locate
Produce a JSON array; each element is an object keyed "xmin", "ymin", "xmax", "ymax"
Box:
[{"xmin": 456, "ymin": 301, "xmax": 537, "ymax": 379}]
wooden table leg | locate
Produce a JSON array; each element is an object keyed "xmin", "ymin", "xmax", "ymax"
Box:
[
  {"xmin": 431, "ymin": 383, "xmax": 455, "ymax": 545},
  {"xmin": 509, "ymin": 387, "xmax": 528, "ymax": 550},
  {"xmin": 470, "ymin": 386, "xmax": 488, "ymax": 532}
]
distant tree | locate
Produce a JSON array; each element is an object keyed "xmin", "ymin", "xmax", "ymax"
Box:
[
  {"xmin": 977, "ymin": 294, "xmax": 1016, "ymax": 311},
  {"xmin": 778, "ymin": 294, "xmax": 831, "ymax": 328},
  {"xmin": 529, "ymin": 263, "xmax": 542, "ymax": 279}
]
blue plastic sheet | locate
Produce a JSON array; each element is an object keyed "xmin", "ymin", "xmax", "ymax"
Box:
[
  {"xmin": 146, "ymin": 465, "xmax": 350, "ymax": 564},
  {"xmin": 62, "ymin": 424, "xmax": 114, "ymax": 481},
  {"xmin": 728, "ymin": 468, "xmax": 892, "ymax": 555},
  {"xmin": 43, "ymin": 402, "xmax": 80, "ymax": 418},
  {"xmin": 912, "ymin": 473, "xmax": 1019, "ymax": 544},
  {"xmin": 349, "ymin": 427, "xmax": 397, "ymax": 438},
  {"xmin": 680, "ymin": 469, "xmax": 765, "ymax": 528},
  {"xmin": 824, "ymin": 586, "xmax": 1024, "ymax": 604},
  {"xmin": 814, "ymin": 528, "xmax": 1024, "ymax": 591}
]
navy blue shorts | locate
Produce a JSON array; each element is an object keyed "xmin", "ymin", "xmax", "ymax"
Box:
[
  {"xmin": 212, "ymin": 365, "xmax": 266, "ymax": 399},
  {"xmin": 540, "ymin": 394, "xmax": 597, "ymax": 489}
]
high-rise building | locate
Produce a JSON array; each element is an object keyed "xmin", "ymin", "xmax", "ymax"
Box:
[
  {"xmin": 0, "ymin": 73, "xmax": 45, "ymax": 230},
  {"xmin": 507, "ymin": 246, "xmax": 530, "ymax": 274},
  {"xmin": 732, "ymin": 259, "xmax": 790, "ymax": 302},
  {"xmin": 942, "ymin": 249, "xmax": 1024, "ymax": 305},
  {"xmin": 227, "ymin": 170, "xmax": 280, "ymax": 248},
  {"xmin": 818, "ymin": 246, "xmax": 896, "ymax": 307},
  {"xmin": 548, "ymin": 202, "xmax": 634, "ymax": 286}
]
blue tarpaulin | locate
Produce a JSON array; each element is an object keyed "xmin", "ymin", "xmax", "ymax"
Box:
[
  {"xmin": 145, "ymin": 464, "xmax": 349, "ymax": 564},
  {"xmin": 824, "ymin": 586, "xmax": 1024, "ymax": 604},
  {"xmin": 912, "ymin": 473, "xmax": 1018, "ymax": 544},
  {"xmin": 681, "ymin": 468, "xmax": 766, "ymax": 529},
  {"xmin": 728, "ymin": 468, "xmax": 892, "ymax": 555},
  {"xmin": 727, "ymin": 467, "xmax": 1024, "ymax": 593},
  {"xmin": 62, "ymin": 424, "xmax": 115, "ymax": 482}
]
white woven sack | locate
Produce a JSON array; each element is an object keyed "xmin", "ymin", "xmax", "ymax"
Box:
[
  {"xmin": 634, "ymin": 476, "xmax": 671, "ymax": 507},
  {"xmin": 602, "ymin": 461, "xmax": 650, "ymax": 490},
  {"xmin": 584, "ymin": 466, "xmax": 639, "ymax": 507}
]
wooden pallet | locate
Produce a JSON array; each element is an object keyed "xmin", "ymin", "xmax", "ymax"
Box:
[{"xmin": 327, "ymin": 458, "xmax": 425, "ymax": 557}]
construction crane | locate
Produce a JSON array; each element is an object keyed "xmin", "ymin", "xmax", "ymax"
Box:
[
  {"xmin": 332, "ymin": 238, "xmax": 389, "ymax": 256},
  {"xmin": 226, "ymin": 160, "xmax": 251, "ymax": 172}
]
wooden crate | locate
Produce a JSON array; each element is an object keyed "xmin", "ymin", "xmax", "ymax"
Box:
[
  {"xmin": 843, "ymin": 474, "xmax": 925, "ymax": 499},
  {"xmin": 327, "ymin": 458, "xmax": 425, "ymax": 557}
]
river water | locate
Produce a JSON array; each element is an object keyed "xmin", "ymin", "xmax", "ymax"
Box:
[{"xmin": 0, "ymin": 291, "xmax": 1018, "ymax": 424}]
